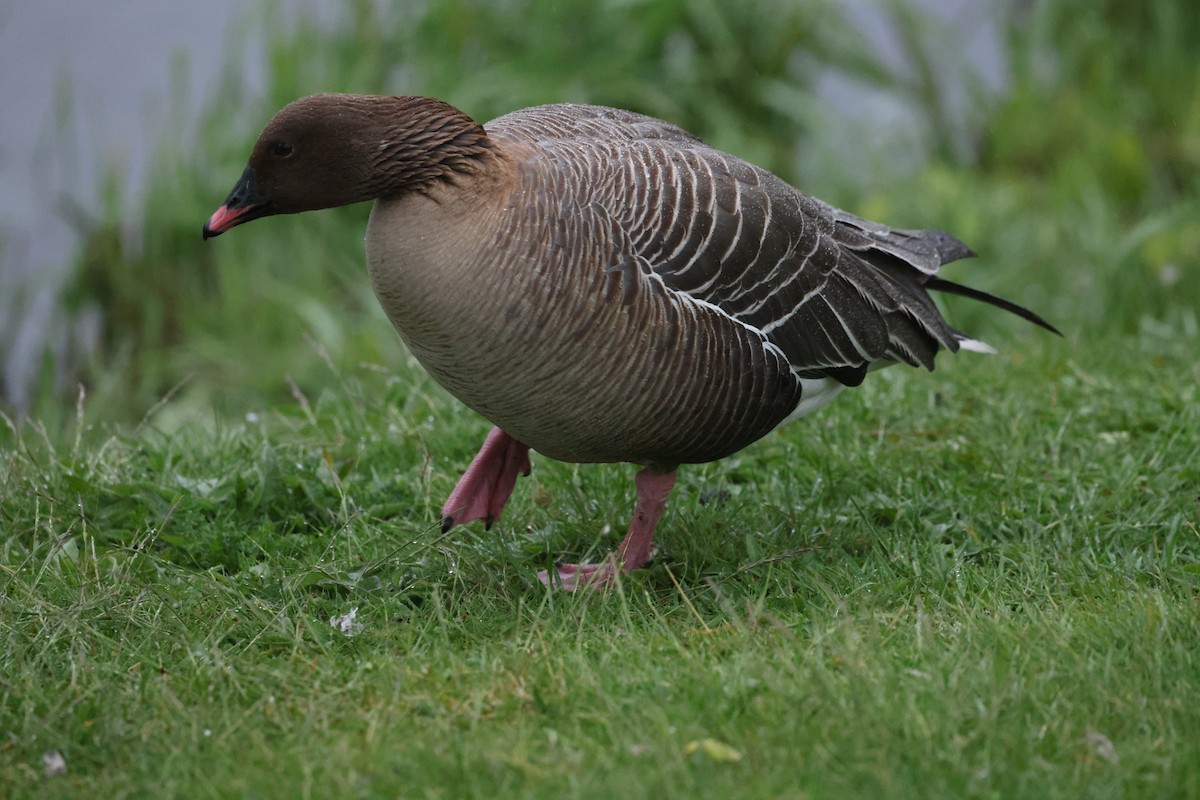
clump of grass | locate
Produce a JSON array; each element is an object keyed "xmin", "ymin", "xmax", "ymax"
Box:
[
  {"xmin": 4, "ymin": 2, "xmax": 1199, "ymax": 793},
  {"xmin": 2, "ymin": 327, "xmax": 1198, "ymax": 798}
]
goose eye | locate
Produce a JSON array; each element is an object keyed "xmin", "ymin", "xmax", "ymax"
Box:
[{"xmin": 273, "ymin": 141, "xmax": 294, "ymax": 157}]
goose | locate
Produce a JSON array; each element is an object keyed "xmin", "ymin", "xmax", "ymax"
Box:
[{"xmin": 203, "ymin": 94, "xmax": 1058, "ymax": 590}]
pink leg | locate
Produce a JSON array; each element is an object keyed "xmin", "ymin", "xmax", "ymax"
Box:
[
  {"xmin": 440, "ymin": 427, "xmax": 531, "ymax": 531},
  {"xmin": 539, "ymin": 468, "xmax": 677, "ymax": 591}
]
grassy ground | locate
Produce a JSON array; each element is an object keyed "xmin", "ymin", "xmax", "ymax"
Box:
[
  {"xmin": 3, "ymin": 325, "xmax": 1198, "ymax": 798},
  {"xmin": 3, "ymin": 0, "xmax": 1200, "ymax": 797}
]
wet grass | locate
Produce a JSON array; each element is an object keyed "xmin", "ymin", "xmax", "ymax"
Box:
[
  {"xmin": 3, "ymin": 0, "xmax": 1200, "ymax": 797},
  {"xmin": 3, "ymin": 328, "xmax": 1199, "ymax": 798}
]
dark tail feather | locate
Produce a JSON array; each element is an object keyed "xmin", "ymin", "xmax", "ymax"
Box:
[
  {"xmin": 926, "ymin": 277, "xmax": 1062, "ymax": 336},
  {"xmin": 925, "ymin": 229, "xmax": 976, "ymax": 265}
]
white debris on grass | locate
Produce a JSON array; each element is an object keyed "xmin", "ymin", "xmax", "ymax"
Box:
[
  {"xmin": 330, "ymin": 607, "xmax": 364, "ymax": 637},
  {"xmin": 42, "ymin": 750, "xmax": 67, "ymax": 776},
  {"xmin": 1083, "ymin": 729, "xmax": 1120, "ymax": 765}
]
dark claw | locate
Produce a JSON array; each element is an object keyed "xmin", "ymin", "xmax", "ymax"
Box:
[
  {"xmin": 485, "ymin": 513, "xmax": 495, "ymax": 531},
  {"xmin": 441, "ymin": 515, "xmax": 454, "ymax": 533}
]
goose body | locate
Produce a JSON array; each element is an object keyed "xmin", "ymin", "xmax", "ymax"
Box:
[{"xmin": 205, "ymin": 94, "xmax": 1056, "ymax": 588}]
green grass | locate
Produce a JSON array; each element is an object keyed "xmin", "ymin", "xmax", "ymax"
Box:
[
  {"xmin": 4, "ymin": 0, "xmax": 1200, "ymax": 796},
  {"xmin": 3, "ymin": 328, "xmax": 1198, "ymax": 798}
]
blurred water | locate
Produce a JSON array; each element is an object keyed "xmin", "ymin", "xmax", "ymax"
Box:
[
  {"xmin": 0, "ymin": 0, "xmax": 1005, "ymax": 413},
  {"xmin": 0, "ymin": 0, "xmax": 257, "ymax": 410}
]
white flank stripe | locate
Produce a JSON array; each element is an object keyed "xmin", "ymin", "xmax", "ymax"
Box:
[
  {"xmin": 780, "ymin": 377, "xmax": 846, "ymax": 425},
  {"xmin": 665, "ymin": 158, "xmax": 702, "ymax": 263},
  {"xmin": 759, "ymin": 280, "xmax": 826, "ymax": 335},
  {"xmin": 671, "ymin": 159, "xmax": 719, "ymax": 275},
  {"xmin": 956, "ymin": 336, "xmax": 997, "ymax": 355}
]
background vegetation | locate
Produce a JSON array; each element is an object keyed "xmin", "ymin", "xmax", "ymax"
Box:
[
  {"xmin": 30, "ymin": 0, "xmax": 1199, "ymax": 427},
  {"xmin": 2, "ymin": 0, "xmax": 1198, "ymax": 797}
]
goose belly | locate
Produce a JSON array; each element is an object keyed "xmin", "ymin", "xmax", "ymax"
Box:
[{"xmin": 367, "ymin": 215, "xmax": 808, "ymax": 464}]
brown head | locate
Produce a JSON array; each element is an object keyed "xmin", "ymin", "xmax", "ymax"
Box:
[{"xmin": 203, "ymin": 93, "xmax": 494, "ymax": 239}]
